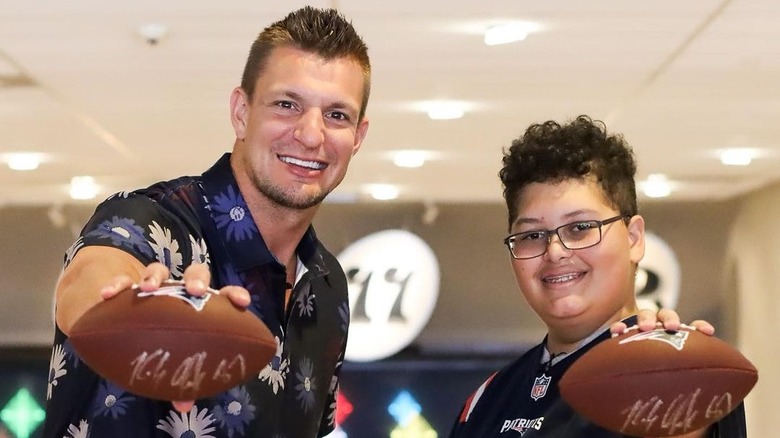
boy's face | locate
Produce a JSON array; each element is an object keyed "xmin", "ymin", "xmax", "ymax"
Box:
[{"xmin": 508, "ymin": 178, "xmax": 645, "ymax": 346}]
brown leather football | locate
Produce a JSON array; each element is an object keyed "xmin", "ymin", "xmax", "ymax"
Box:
[
  {"xmin": 559, "ymin": 326, "xmax": 758, "ymax": 437},
  {"xmin": 69, "ymin": 280, "xmax": 276, "ymax": 401}
]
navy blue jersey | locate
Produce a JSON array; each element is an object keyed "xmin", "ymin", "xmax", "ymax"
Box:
[{"xmin": 450, "ymin": 317, "xmax": 747, "ymax": 437}]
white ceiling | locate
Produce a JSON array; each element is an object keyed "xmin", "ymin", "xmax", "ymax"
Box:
[{"xmin": 1, "ymin": 0, "xmax": 779, "ymax": 207}]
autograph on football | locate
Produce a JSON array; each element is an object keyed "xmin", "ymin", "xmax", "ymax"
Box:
[
  {"xmin": 129, "ymin": 349, "xmax": 247, "ymax": 396},
  {"xmin": 621, "ymin": 389, "xmax": 733, "ymax": 435}
]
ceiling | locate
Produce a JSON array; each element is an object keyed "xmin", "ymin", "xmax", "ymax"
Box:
[{"xmin": 1, "ymin": 0, "xmax": 779, "ymax": 207}]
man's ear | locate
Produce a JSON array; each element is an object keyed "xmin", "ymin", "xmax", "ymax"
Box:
[
  {"xmin": 351, "ymin": 117, "xmax": 369, "ymax": 156},
  {"xmin": 627, "ymin": 214, "xmax": 646, "ymax": 264},
  {"xmin": 230, "ymin": 87, "xmax": 249, "ymax": 140}
]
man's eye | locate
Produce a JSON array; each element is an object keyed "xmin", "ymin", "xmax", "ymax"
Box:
[
  {"xmin": 328, "ymin": 111, "xmax": 351, "ymax": 122},
  {"xmin": 275, "ymin": 101, "xmax": 295, "ymax": 109}
]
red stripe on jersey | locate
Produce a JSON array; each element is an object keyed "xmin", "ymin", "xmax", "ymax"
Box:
[{"xmin": 458, "ymin": 372, "xmax": 497, "ymax": 423}]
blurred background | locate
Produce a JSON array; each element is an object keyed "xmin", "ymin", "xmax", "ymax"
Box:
[{"xmin": 0, "ymin": 0, "xmax": 777, "ymax": 436}]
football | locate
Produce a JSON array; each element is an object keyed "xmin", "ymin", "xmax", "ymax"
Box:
[
  {"xmin": 69, "ymin": 280, "xmax": 276, "ymax": 401},
  {"xmin": 559, "ymin": 326, "xmax": 758, "ymax": 437}
]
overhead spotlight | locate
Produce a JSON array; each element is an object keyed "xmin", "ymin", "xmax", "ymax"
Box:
[
  {"xmin": 392, "ymin": 150, "xmax": 430, "ymax": 168},
  {"xmin": 70, "ymin": 176, "xmax": 99, "ymax": 200},
  {"xmin": 6, "ymin": 152, "xmax": 42, "ymax": 171},
  {"xmin": 640, "ymin": 174, "xmax": 672, "ymax": 198},
  {"xmin": 484, "ymin": 23, "xmax": 530, "ymax": 46},
  {"xmin": 720, "ymin": 148, "xmax": 756, "ymax": 166},
  {"xmin": 366, "ymin": 184, "xmax": 399, "ymax": 201},
  {"xmin": 137, "ymin": 23, "xmax": 168, "ymax": 46},
  {"xmin": 424, "ymin": 101, "xmax": 467, "ymax": 120}
]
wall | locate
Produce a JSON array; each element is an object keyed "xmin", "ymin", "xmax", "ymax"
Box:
[{"xmin": 726, "ymin": 182, "xmax": 780, "ymax": 437}]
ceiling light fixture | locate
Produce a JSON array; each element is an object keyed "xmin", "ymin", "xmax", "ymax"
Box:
[
  {"xmin": 424, "ymin": 101, "xmax": 467, "ymax": 120},
  {"xmin": 70, "ymin": 176, "xmax": 98, "ymax": 200},
  {"xmin": 484, "ymin": 23, "xmax": 529, "ymax": 46},
  {"xmin": 640, "ymin": 174, "xmax": 672, "ymax": 198},
  {"xmin": 366, "ymin": 184, "xmax": 399, "ymax": 201},
  {"xmin": 720, "ymin": 148, "xmax": 756, "ymax": 166},
  {"xmin": 392, "ymin": 150, "xmax": 430, "ymax": 168},
  {"xmin": 137, "ymin": 23, "xmax": 168, "ymax": 46},
  {"xmin": 6, "ymin": 153, "xmax": 42, "ymax": 171}
]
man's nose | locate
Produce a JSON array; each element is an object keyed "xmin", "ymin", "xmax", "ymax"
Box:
[{"xmin": 293, "ymin": 108, "xmax": 325, "ymax": 148}]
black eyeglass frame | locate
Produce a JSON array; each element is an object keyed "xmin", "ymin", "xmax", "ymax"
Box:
[{"xmin": 503, "ymin": 214, "xmax": 630, "ymax": 260}]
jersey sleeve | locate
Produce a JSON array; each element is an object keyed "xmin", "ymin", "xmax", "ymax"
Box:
[{"xmin": 711, "ymin": 401, "xmax": 747, "ymax": 437}]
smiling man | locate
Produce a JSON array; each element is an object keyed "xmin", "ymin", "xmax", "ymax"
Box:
[{"xmin": 43, "ymin": 7, "xmax": 370, "ymax": 438}]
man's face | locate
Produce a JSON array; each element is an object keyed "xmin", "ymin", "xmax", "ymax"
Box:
[
  {"xmin": 230, "ymin": 45, "xmax": 369, "ymax": 210},
  {"xmin": 508, "ymin": 178, "xmax": 645, "ymax": 345}
]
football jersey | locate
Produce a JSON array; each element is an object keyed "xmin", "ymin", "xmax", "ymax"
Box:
[{"xmin": 450, "ymin": 316, "xmax": 747, "ymax": 437}]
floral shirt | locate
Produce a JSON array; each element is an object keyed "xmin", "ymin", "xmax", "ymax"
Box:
[{"xmin": 43, "ymin": 153, "xmax": 350, "ymax": 438}]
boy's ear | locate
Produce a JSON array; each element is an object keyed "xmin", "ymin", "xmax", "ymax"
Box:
[{"xmin": 627, "ymin": 215, "xmax": 646, "ymax": 264}]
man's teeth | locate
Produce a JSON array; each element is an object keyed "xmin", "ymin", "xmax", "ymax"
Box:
[
  {"xmin": 281, "ymin": 156, "xmax": 326, "ymax": 170},
  {"xmin": 546, "ymin": 273, "xmax": 578, "ymax": 283}
]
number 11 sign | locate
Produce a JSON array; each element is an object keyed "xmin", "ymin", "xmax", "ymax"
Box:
[{"xmin": 337, "ymin": 229, "xmax": 440, "ymax": 362}]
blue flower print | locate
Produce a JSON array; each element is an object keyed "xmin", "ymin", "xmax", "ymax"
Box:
[
  {"xmin": 63, "ymin": 237, "xmax": 85, "ymax": 267},
  {"xmin": 190, "ymin": 235, "xmax": 210, "ymax": 265},
  {"xmin": 294, "ymin": 357, "xmax": 317, "ymax": 413},
  {"xmin": 47, "ymin": 343, "xmax": 67, "ymax": 400},
  {"xmin": 106, "ymin": 191, "xmax": 131, "ymax": 200},
  {"xmin": 92, "ymin": 381, "xmax": 135, "ymax": 419},
  {"xmin": 85, "ymin": 216, "xmax": 153, "ymax": 259},
  {"xmin": 157, "ymin": 406, "xmax": 216, "ymax": 438},
  {"xmin": 212, "ymin": 386, "xmax": 256, "ymax": 437},
  {"xmin": 148, "ymin": 221, "xmax": 184, "ymax": 278},
  {"xmin": 211, "ymin": 184, "xmax": 257, "ymax": 242},
  {"xmin": 258, "ymin": 337, "xmax": 289, "ymax": 394},
  {"xmin": 62, "ymin": 338, "xmax": 81, "ymax": 369},
  {"xmin": 295, "ymin": 288, "xmax": 315, "ymax": 318}
]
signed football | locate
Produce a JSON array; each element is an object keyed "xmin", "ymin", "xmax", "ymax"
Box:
[
  {"xmin": 69, "ymin": 281, "xmax": 276, "ymax": 401},
  {"xmin": 559, "ymin": 327, "xmax": 758, "ymax": 437}
]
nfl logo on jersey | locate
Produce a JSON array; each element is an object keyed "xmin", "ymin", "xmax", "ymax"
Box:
[{"xmin": 530, "ymin": 375, "xmax": 551, "ymax": 401}]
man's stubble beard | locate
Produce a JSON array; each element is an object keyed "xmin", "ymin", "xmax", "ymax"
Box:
[{"xmin": 253, "ymin": 173, "xmax": 329, "ymax": 210}]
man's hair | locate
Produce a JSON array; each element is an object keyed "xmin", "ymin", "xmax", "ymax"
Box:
[
  {"xmin": 240, "ymin": 6, "xmax": 371, "ymax": 121},
  {"xmin": 500, "ymin": 115, "xmax": 638, "ymax": 230}
]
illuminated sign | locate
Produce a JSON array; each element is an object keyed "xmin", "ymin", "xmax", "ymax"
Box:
[{"xmin": 338, "ymin": 230, "xmax": 440, "ymax": 362}]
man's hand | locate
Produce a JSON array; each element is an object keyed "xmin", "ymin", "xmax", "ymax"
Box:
[
  {"xmin": 172, "ymin": 401, "xmax": 196, "ymax": 413},
  {"xmin": 611, "ymin": 308, "xmax": 715, "ymax": 336},
  {"xmin": 100, "ymin": 262, "xmax": 251, "ymax": 308}
]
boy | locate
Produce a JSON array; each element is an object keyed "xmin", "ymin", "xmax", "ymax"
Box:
[{"xmin": 449, "ymin": 116, "xmax": 746, "ymax": 437}]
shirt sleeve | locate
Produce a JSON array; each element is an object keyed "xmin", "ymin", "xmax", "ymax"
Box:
[{"xmin": 71, "ymin": 193, "xmax": 194, "ymax": 279}]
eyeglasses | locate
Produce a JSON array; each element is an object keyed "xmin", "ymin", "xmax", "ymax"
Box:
[{"xmin": 503, "ymin": 214, "xmax": 629, "ymax": 260}]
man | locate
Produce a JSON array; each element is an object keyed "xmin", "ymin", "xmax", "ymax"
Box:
[
  {"xmin": 43, "ymin": 7, "xmax": 369, "ymax": 438},
  {"xmin": 449, "ymin": 115, "xmax": 746, "ymax": 437}
]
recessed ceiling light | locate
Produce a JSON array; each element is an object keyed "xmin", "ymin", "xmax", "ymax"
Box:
[
  {"xmin": 6, "ymin": 153, "xmax": 42, "ymax": 171},
  {"xmin": 70, "ymin": 176, "xmax": 98, "ymax": 200},
  {"xmin": 640, "ymin": 174, "xmax": 672, "ymax": 198},
  {"xmin": 391, "ymin": 150, "xmax": 438, "ymax": 168},
  {"xmin": 720, "ymin": 148, "xmax": 757, "ymax": 166},
  {"xmin": 484, "ymin": 23, "xmax": 530, "ymax": 46},
  {"xmin": 365, "ymin": 184, "xmax": 399, "ymax": 201},
  {"xmin": 424, "ymin": 101, "xmax": 468, "ymax": 120}
]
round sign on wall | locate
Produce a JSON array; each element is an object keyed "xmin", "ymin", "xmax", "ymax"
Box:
[
  {"xmin": 635, "ymin": 232, "xmax": 681, "ymax": 312},
  {"xmin": 337, "ymin": 229, "xmax": 440, "ymax": 362}
]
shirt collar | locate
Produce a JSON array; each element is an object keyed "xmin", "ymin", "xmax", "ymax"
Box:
[{"xmin": 200, "ymin": 153, "xmax": 325, "ymax": 274}]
